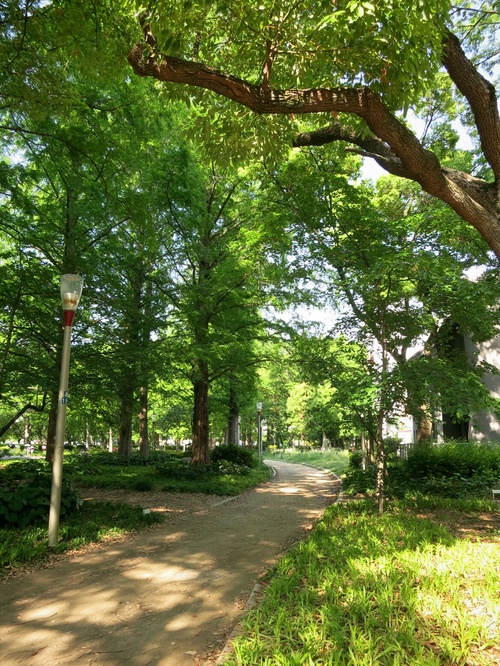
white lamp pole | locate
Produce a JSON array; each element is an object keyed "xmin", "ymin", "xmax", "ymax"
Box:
[
  {"xmin": 256, "ymin": 402, "xmax": 263, "ymax": 464},
  {"xmin": 48, "ymin": 274, "xmax": 84, "ymax": 547}
]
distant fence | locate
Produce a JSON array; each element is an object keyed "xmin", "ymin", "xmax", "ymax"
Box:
[{"xmin": 397, "ymin": 441, "xmax": 416, "ymax": 460}]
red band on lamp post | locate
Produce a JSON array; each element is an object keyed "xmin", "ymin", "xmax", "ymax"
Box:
[{"xmin": 63, "ymin": 310, "xmax": 75, "ymax": 327}]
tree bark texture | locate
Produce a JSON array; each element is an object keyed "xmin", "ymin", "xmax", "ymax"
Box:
[
  {"xmin": 138, "ymin": 385, "xmax": 149, "ymax": 456},
  {"xmin": 226, "ymin": 383, "xmax": 239, "ymax": 446},
  {"xmin": 118, "ymin": 397, "xmax": 133, "ymax": 458},
  {"xmin": 191, "ymin": 373, "xmax": 210, "ymax": 465},
  {"xmin": 376, "ymin": 407, "xmax": 386, "ymax": 516}
]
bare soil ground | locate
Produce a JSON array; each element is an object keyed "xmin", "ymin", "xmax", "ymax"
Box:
[{"xmin": 0, "ymin": 461, "xmax": 340, "ymax": 666}]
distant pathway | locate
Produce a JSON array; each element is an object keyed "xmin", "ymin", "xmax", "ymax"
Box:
[{"xmin": 0, "ymin": 461, "xmax": 340, "ymax": 666}]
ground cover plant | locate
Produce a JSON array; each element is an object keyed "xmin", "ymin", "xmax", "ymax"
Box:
[
  {"xmin": 0, "ymin": 500, "xmax": 163, "ymax": 573},
  {"xmin": 67, "ymin": 447, "xmax": 271, "ymax": 495},
  {"xmin": 0, "ymin": 446, "xmax": 271, "ymax": 574},
  {"xmin": 343, "ymin": 441, "xmax": 500, "ymax": 501},
  {"xmin": 0, "ymin": 460, "xmax": 81, "ymax": 528},
  {"xmin": 225, "ymin": 498, "xmax": 500, "ymax": 666},
  {"xmin": 266, "ymin": 448, "xmax": 349, "ymax": 478}
]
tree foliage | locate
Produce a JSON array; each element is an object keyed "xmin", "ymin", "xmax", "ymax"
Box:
[{"xmin": 127, "ymin": 2, "xmax": 500, "ymax": 259}]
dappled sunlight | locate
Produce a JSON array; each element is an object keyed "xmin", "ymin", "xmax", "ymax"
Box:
[{"xmin": 1, "ymin": 461, "xmax": 340, "ymax": 665}]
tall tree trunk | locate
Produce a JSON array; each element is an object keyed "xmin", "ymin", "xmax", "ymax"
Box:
[
  {"xmin": 417, "ymin": 410, "xmax": 433, "ymax": 442},
  {"xmin": 376, "ymin": 301, "xmax": 389, "ymax": 516},
  {"xmin": 361, "ymin": 430, "xmax": 367, "ymax": 470},
  {"xmin": 191, "ymin": 368, "xmax": 210, "ymax": 465},
  {"xmin": 118, "ymin": 397, "xmax": 133, "ymax": 458},
  {"xmin": 138, "ymin": 385, "xmax": 149, "ymax": 456},
  {"xmin": 117, "ymin": 364, "xmax": 136, "ymax": 458},
  {"xmin": 138, "ymin": 276, "xmax": 152, "ymax": 456},
  {"xmin": 376, "ymin": 406, "xmax": 386, "ymax": 516},
  {"xmin": 0, "ymin": 277, "xmax": 22, "ymax": 396}
]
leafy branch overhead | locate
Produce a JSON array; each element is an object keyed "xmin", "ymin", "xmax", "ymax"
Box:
[{"xmin": 127, "ymin": 1, "xmax": 500, "ymax": 260}]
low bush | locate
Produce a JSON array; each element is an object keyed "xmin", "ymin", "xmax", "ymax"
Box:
[
  {"xmin": 405, "ymin": 440, "xmax": 500, "ymax": 481},
  {"xmin": 210, "ymin": 444, "xmax": 256, "ymax": 468},
  {"xmin": 1, "ymin": 500, "xmax": 163, "ymax": 570},
  {"xmin": 212, "ymin": 459, "xmax": 252, "ymax": 476},
  {"xmin": 342, "ymin": 466, "xmax": 377, "ymax": 495},
  {"xmin": 0, "ymin": 460, "xmax": 82, "ymax": 528},
  {"xmin": 77, "ymin": 449, "xmax": 183, "ymax": 467},
  {"xmin": 343, "ymin": 441, "xmax": 500, "ymax": 499}
]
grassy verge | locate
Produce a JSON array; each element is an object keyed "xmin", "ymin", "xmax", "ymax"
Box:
[
  {"xmin": 1, "ymin": 500, "xmax": 163, "ymax": 573},
  {"xmin": 224, "ymin": 498, "xmax": 500, "ymax": 666},
  {"xmin": 69, "ymin": 462, "xmax": 272, "ymax": 495},
  {"xmin": 266, "ymin": 448, "xmax": 350, "ymax": 477}
]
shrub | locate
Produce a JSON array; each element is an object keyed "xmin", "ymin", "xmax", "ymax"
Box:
[
  {"xmin": 155, "ymin": 457, "xmax": 210, "ymax": 479},
  {"xmin": 0, "ymin": 461, "xmax": 82, "ymax": 528},
  {"xmin": 405, "ymin": 441, "xmax": 500, "ymax": 481},
  {"xmin": 342, "ymin": 466, "xmax": 377, "ymax": 495},
  {"xmin": 82, "ymin": 450, "xmax": 180, "ymax": 467},
  {"xmin": 347, "ymin": 450, "xmax": 363, "ymax": 470},
  {"xmin": 211, "ymin": 444, "xmax": 256, "ymax": 468},
  {"xmin": 130, "ymin": 478, "xmax": 155, "ymax": 492},
  {"xmin": 213, "ymin": 459, "xmax": 251, "ymax": 476}
]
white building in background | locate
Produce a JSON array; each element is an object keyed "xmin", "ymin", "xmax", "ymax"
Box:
[
  {"xmin": 382, "ymin": 332, "xmax": 500, "ymax": 445},
  {"xmin": 464, "ymin": 336, "xmax": 500, "ymax": 442}
]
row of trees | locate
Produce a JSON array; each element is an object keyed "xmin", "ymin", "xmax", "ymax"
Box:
[{"xmin": 1, "ymin": 1, "xmax": 500, "ymax": 510}]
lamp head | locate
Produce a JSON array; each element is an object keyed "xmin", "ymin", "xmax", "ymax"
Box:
[
  {"xmin": 60, "ymin": 274, "xmax": 84, "ymax": 326},
  {"xmin": 61, "ymin": 274, "xmax": 84, "ymax": 311}
]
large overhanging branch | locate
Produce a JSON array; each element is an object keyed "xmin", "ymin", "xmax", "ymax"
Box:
[
  {"xmin": 442, "ymin": 29, "xmax": 500, "ymax": 180},
  {"xmin": 127, "ymin": 40, "xmax": 500, "ymax": 258},
  {"xmin": 293, "ymin": 123, "xmax": 409, "ymax": 179},
  {"xmin": 128, "ymin": 43, "xmax": 444, "ymax": 189},
  {"xmin": 294, "ymin": 122, "xmax": 494, "ymax": 206}
]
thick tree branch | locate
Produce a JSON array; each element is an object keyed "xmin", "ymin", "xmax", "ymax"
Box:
[
  {"xmin": 128, "ymin": 43, "xmax": 443, "ymax": 186},
  {"xmin": 294, "ymin": 123, "xmax": 409, "ymax": 178},
  {"xmin": 129, "ymin": 43, "xmax": 375, "ymax": 115},
  {"xmin": 442, "ymin": 30, "xmax": 500, "ymax": 180},
  {"xmin": 127, "ymin": 37, "xmax": 500, "ymax": 260}
]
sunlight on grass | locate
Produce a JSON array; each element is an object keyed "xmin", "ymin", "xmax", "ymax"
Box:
[
  {"xmin": 266, "ymin": 448, "xmax": 349, "ymax": 477},
  {"xmin": 0, "ymin": 501, "xmax": 163, "ymax": 572},
  {"xmin": 224, "ymin": 501, "xmax": 500, "ymax": 665}
]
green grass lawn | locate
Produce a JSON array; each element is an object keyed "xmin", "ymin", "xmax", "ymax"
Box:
[
  {"xmin": 266, "ymin": 448, "xmax": 350, "ymax": 477},
  {"xmin": 223, "ymin": 497, "xmax": 500, "ymax": 666}
]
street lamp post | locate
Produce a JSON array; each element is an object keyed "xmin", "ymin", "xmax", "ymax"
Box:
[
  {"xmin": 48, "ymin": 274, "xmax": 84, "ymax": 547},
  {"xmin": 256, "ymin": 401, "xmax": 262, "ymax": 464}
]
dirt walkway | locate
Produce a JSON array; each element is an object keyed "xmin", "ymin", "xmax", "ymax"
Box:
[{"xmin": 0, "ymin": 461, "xmax": 340, "ymax": 666}]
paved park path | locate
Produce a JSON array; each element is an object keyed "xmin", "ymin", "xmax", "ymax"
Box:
[{"xmin": 0, "ymin": 461, "xmax": 340, "ymax": 666}]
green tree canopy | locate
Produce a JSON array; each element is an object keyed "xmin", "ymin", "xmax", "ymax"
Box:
[{"xmin": 127, "ymin": 2, "xmax": 500, "ymax": 259}]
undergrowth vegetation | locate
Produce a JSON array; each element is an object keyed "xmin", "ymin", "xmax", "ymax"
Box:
[
  {"xmin": 0, "ymin": 445, "xmax": 270, "ymax": 573},
  {"xmin": 223, "ymin": 441, "xmax": 500, "ymax": 665},
  {"xmin": 0, "ymin": 500, "xmax": 163, "ymax": 572},
  {"xmin": 343, "ymin": 440, "xmax": 500, "ymax": 500},
  {"xmin": 0, "ymin": 460, "xmax": 81, "ymax": 528},
  {"xmin": 225, "ymin": 498, "xmax": 500, "ymax": 665}
]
